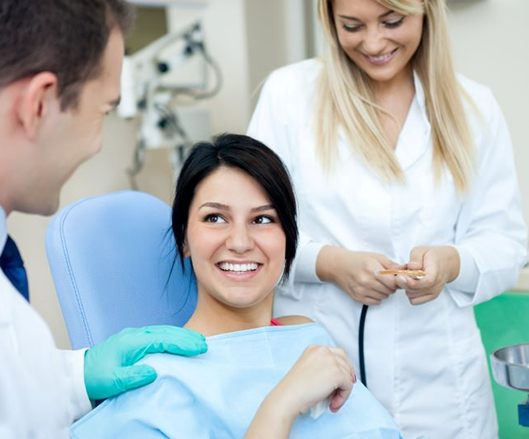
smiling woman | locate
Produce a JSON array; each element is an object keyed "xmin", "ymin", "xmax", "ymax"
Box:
[
  {"xmin": 332, "ymin": 0, "xmax": 423, "ymax": 86},
  {"xmin": 69, "ymin": 133, "xmax": 404, "ymax": 439},
  {"xmin": 184, "ymin": 166, "xmax": 287, "ymax": 329},
  {"xmin": 173, "ymin": 134, "xmax": 294, "ymax": 334}
]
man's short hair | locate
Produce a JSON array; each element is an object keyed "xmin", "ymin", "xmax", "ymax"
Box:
[{"xmin": 0, "ymin": 0, "xmax": 134, "ymax": 110}]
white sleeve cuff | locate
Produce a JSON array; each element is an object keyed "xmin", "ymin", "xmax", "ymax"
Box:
[
  {"xmin": 61, "ymin": 348, "xmax": 92, "ymax": 420},
  {"xmin": 449, "ymin": 245, "xmax": 479, "ymax": 293},
  {"xmin": 294, "ymin": 241, "xmax": 325, "ymax": 284}
]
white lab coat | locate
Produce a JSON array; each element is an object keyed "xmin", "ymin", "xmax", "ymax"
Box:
[
  {"xmin": 0, "ymin": 210, "xmax": 91, "ymax": 438},
  {"xmin": 248, "ymin": 59, "xmax": 527, "ymax": 439}
]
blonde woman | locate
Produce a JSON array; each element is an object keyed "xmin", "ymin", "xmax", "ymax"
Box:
[{"xmin": 248, "ymin": 0, "xmax": 527, "ymax": 437}]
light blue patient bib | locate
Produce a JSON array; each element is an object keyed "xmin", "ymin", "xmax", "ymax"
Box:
[{"xmin": 72, "ymin": 323, "xmax": 403, "ymax": 438}]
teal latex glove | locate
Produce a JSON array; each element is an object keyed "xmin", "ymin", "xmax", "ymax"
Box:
[{"xmin": 84, "ymin": 325, "xmax": 207, "ymax": 401}]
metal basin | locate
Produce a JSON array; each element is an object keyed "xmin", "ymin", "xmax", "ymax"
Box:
[{"xmin": 491, "ymin": 343, "xmax": 529, "ymax": 391}]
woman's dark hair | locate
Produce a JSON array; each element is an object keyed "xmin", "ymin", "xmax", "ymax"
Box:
[{"xmin": 172, "ymin": 133, "xmax": 298, "ymax": 279}]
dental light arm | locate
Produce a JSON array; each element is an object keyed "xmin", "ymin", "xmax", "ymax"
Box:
[{"xmin": 117, "ymin": 14, "xmax": 220, "ymax": 186}]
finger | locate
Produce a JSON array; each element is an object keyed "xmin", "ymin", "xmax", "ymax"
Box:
[
  {"xmin": 368, "ymin": 280, "xmax": 396, "ymax": 297},
  {"xmin": 372, "ymin": 273, "xmax": 399, "ymax": 293},
  {"xmin": 351, "ymin": 288, "xmax": 387, "ymax": 304},
  {"xmin": 406, "ymin": 261, "xmax": 423, "ymax": 270},
  {"xmin": 143, "ymin": 336, "xmax": 208, "ymax": 357},
  {"xmin": 328, "ymin": 349, "xmax": 354, "ymax": 376},
  {"xmin": 141, "ymin": 325, "xmax": 206, "ymax": 339},
  {"xmin": 112, "ymin": 364, "xmax": 158, "ymax": 397},
  {"xmin": 126, "ymin": 329, "xmax": 208, "ymax": 363},
  {"xmin": 409, "ymin": 294, "xmax": 437, "ymax": 305},
  {"xmin": 329, "ymin": 355, "xmax": 355, "ymax": 412},
  {"xmin": 336, "ymin": 357, "xmax": 356, "ymax": 385},
  {"xmin": 329, "ymin": 387, "xmax": 351, "ymax": 412},
  {"xmin": 329, "ymin": 372, "xmax": 354, "ymax": 413},
  {"xmin": 361, "ymin": 291, "xmax": 386, "ymax": 302},
  {"xmin": 405, "ymin": 289, "xmax": 428, "ymax": 298},
  {"xmin": 359, "ymin": 296, "xmax": 383, "ymax": 305},
  {"xmin": 395, "ymin": 275, "xmax": 433, "ymax": 291},
  {"xmin": 394, "ymin": 275, "xmax": 409, "ymax": 290},
  {"xmin": 408, "ymin": 247, "xmax": 426, "ymax": 270},
  {"xmin": 377, "ymin": 255, "xmax": 402, "ymax": 269},
  {"xmin": 375, "ymin": 274, "xmax": 400, "ymax": 291},
  {"xmin": 327, "ymin": 346, "xmax": 346, "ymax": 358}
]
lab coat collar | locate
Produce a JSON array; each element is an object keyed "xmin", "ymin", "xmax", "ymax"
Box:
[
  {"xmin": 394, "ymin": 71, "xmax": 431, "ymax": 171},
  {"xmin": 413, "ymin": 71, "xmax": 427, "ymax": 116}
]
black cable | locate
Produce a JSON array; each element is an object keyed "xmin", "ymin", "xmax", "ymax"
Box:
[{"xmin": 358, "ymin": 304, "xmax": 369, "ymax": 387}]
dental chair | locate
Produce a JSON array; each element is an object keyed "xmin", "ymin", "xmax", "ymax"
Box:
[{"xmin": 46, "ymin": 190, "xmax": 197, "ymax": 349}]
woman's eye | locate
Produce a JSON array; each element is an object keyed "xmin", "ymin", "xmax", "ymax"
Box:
[
  {"xmin": 383, "ymin": 16, "xmax": 405, "ymax": 29},
  {"xmin": 342, "ymin": 23, "xmax": 361, "ymax": 33},
  {"xmin": 204, "ymin": 214, "xmax": 226, "ymax": 224},
  {"xmin": 253, "ymin": 215, "xmax": 273, "ymax": 225}
]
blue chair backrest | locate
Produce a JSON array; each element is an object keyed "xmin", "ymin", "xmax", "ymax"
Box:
[{"xmin": 46, "ymin": 190, "xmax": 197, "ymax": 349}]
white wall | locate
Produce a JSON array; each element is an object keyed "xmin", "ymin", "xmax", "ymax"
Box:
[{"xmin": 167, "ymin": 0, "xmax": 309, "ymax": 131}]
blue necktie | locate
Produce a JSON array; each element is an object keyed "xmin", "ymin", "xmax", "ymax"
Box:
[{"xmin": 0, "ymin": 235, "xmax": 29, "ymax": 301}]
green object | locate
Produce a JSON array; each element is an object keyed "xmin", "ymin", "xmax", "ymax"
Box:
[
  {"xmin": 475, "ymin": 291, "xmax": 529, "ymax": 439},
  {"xmin": 84, "ymin": 325, "xmax": 207, "ymax": 401}
]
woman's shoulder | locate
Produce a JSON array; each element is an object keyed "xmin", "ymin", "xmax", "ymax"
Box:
[
  {"xmin": 274, "ymin": 315, "xmax": 314, "ymax": 325},
  {"xmin": 455, "ymin": 73, "xmax": 504, "ymax": 130},
  {"xmin": 456, "ymin": 73, "xmax": 497, "ymax": 109},
  {"xmin": 255, "ymin": 59, "xmax": 323, "ymax": 116}
]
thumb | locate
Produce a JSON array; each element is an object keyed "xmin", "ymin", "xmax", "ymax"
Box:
[
  {"xmin": 111, "ymin": 364, "xmax": 158, "ymax": 397},
  {"xmin": 408, "ymin": 247, "xmax": 426, "ymax": 270},
  {"xmin": 375, "ymin": 254, "xmax": 401, "ymax": 269},
  {"xmin": 329, "ymin": 388, "xmax": 348, "ymax": 413}
]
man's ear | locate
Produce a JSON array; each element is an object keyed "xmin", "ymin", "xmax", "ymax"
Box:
[{"xmin": 16, "ymin": 72, "xmax": 59, "ymax": 140}]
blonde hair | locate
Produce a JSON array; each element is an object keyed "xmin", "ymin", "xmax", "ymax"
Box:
[{"xmin": 316, "ymin": 0, "xmax": 475, "ymax": 192}]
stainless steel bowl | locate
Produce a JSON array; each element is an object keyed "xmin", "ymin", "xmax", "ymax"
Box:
[{"xmin": 491, "ymin": 343, "xmax": 529, "ymax": 391}]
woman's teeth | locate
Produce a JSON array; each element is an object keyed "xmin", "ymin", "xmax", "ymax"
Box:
[
  {"xmin": 218, "ymin": 262, "xmax": 258, "ymax": 272},
  {"xmin": 366, "ymin": 49, "xmax": 397, "ymax": 63}
]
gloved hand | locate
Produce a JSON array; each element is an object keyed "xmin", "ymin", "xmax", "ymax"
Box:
[{"xmin": 84, "ymin": 325, "xmax": 207, "ymax": 401}]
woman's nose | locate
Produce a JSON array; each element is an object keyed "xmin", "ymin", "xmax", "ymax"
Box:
[
  {"xmin": 226, "ymin": 223, "xmax": 254, "ymax": 253},
  {"xmin": 362, "ymin": 26, "xmax": 385, "ymax": 54}
]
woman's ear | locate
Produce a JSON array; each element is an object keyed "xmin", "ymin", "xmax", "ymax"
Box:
[
  {"xmin": 16, "ymin": 72, "xmax": 59, "ymax": 140},
  {"xmin": 183, "ymin": 237, "xmax": 190, "ymax": 257}
]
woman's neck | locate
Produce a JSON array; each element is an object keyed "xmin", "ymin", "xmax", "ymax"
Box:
[
  {"xmin": 371, "ymin": 67, "xmax": 416, "ymax": 150},
  {"xmin": 184, "ymin": 293, "xmax": 274, "ymax": 337},
  {"xmin": 371, "ymin": 64, "xmax": 415, "ymax": 100}
]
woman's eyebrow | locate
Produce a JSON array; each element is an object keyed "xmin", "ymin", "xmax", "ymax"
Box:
[
  {"xmin": 198, "ymin": 202, "xmax": 275, "ymax": 212},
  {"xmin": 199, "ymin": 202, "xmax": 229, "ymax": 210},
  {"xmin": 251, "ymin": 204, "xmax": 275, "ymax": 213},
  {"xmin": 338, "ymin": 10, "xmax": 394, "ymax": 20}
]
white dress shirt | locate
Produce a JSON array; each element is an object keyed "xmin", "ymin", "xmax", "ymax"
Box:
[
  {"xmin": 0, "ymin": 209, "xmax": 91, "ymax": 438},
  {"xmin": 248, "ymin": 58, "xmax": 527, "ymax": 439}
]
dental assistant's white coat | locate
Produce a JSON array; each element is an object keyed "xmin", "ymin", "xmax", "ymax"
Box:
[
  {"xmin": 248, "ymin": 59, "xmax": 527, "ymax": 439},
  {"xmin": 0, "ymin": 210, "xmax": 91, "ymax": 438}
]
